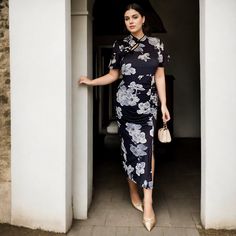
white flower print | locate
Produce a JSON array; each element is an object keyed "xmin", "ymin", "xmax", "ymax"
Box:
[
  {"xmin": 128, "ymin": 81, "xmax": 145, "ymax": 91},
  {"xmin": 121, "ymin": 63, "xmax": 136, "ymax": 75},
  {"xmin": 110, "ymin": 56, "xmax": 116, "ymax": 65},
  {"xmin": 134, "ymin": 43, "xmax": 145, "ymax": 53},
  {"xmin": 135, "ymin": 162, "xmax": 146, "ymax": 176},
  {"xmin": 121, "ymin": 138, "xmax": 127, "ymax": 161},
  {"xmin": 151, "ymin": 76, "xmax": 155, "ymax": 85},
  {"xmin": 148, "ymin": 37, "xmax": 159, "ymax": 47},
  {"xmin": 116, "ymin": 86, "xmax": 140, "ymax": 106},
  {"xmin": 147, "ymin": 119, "xmax": 153, "ymax": 126},
  {"xmin": 116, "ymin": 84, "xmax": 141, "ymax": 106},
  {"xmin": 148, "ymin": 181, "xmax": 153, "ymax": 189},
  {"xmin": 119, "ymin": 80, "xmax": 125, "ymax": 87},
  {"xmin": 116, "ymin": 107, "xmax": 122, "ymax": 119},
  {"xmin": 126, "ymin": 90, "xmax": 140, "ymax": 106},
  {"xmin": 116, "ymin": 85, "xmax": 128, "ymax": 105},
  {"xmin": 138, "ymin": 53, "xmax": 150, "ymax": 62},
  {"xmin": 150, "ymin": 126, "xmax": 154, "ymax": 137},
  {"xmin": 123, "ymin": 161, "xmax": 135, "ymax": 179},
  {"xmin": 142, "ymin": 180, "xmax": 148, "ymax": 188},
  {"xmin": 108, "ymin": 54, "xmax": 116, "ymax": 69},
  {"xmin": 138, "ymin": 75, "xmax": 144, "ymax": 80},
  {"xmin": 125, "ymin": 121, "xmax": 147, "ymax": 143},
  {"xmin": 126, "ymin": 122, "xmax": 147, "ymax": 143},
  {"xmin": 142, "ymin": 180, "xmax": 153, "ymax": 188},
  {"xmin": 128, "ymin": 39, "xmax": 136, "ymax": 48},
  {"xmin": 119, "ymin": 45, "xmax": 124, "ymax": 51},
  {"xmin": 148, "ymin": 37, "xmax": 164, "ymax": 50},
  {"xmin": 146, "ymin": 89, "xmax": 151, "ymax": 96},
  {"xmin": 130, "ymin": 144, "xmax": 147, "ymax": 157},
  {"xmin": 150, "ymin": 108, "xmax": 157, "ymax": 119},
  {"xmin": 137, "ymin": 102, "xmax": 151, "ymax": 114},
  {"xmin": 150, "ymin": 94, "xmax": 158, "ymax": 106},
  {"xmin": 122, "ymin": 161, "xmax": 127, "ymax": 171},
  {"xmin": 125, "ymin": 122, "xmax": 146, "ymax": 144},
  {"xmin": 132, "ymin": 131, "xmax": 147, "ymax": 144},
  {"xmin": 117, "ymin": 120, "xmax": 121, "ymax": 127},
  {"xmin": 148, "ymin": 37, "xmax": 164, "ymax": 64},
  {"xmin": 158, "ymin": 52, "xmax": 163, "ymax": 63},
  {"xmin": 126, "ymin": 123, "xmax": 142, "ymax": 136},
  {"xmin": 127, "ymin": 165, "xmax": 134, "ymax": 175}
]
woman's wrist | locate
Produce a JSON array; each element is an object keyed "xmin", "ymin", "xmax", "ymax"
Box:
[
  {"xmin": 161, "ymin": 102, "xmax": 167, "ymax": 107},
  {"xmin": 89, "ymin": 79, "xmax": 95, "ymax": 86}
]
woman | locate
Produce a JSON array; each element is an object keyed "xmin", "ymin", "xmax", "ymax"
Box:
[{"xmin": 78, "ymin": 3, "xmax": 171, "ymax": 231}]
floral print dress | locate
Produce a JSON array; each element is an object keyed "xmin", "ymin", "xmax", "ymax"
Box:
[{"xmin": 108, "ymin": 34, "xmax": 165, "ymax": 189}]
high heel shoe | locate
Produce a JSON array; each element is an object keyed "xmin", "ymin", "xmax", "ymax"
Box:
[
  {"xmin": 131, "ymin": 200, "xmax": 144, "ymax": 212},
  {"xmin": 143, "ymin": 215, "xmax": 156, "ymax": 231}
]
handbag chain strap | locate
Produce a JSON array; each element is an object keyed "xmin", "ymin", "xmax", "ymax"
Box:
[{"xmin": 163, "ymin": 122, "xmax": 168, "ymax": 130}]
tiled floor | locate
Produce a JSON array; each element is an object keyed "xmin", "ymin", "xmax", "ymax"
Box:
[{"xmin": 67, "ymin": 137, "xmax": 202, "ymax": 236}]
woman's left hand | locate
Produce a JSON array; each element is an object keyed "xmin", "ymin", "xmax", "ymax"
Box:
[{"xmin": 161, "ymin": 105, "xmax": 171, "ymax": 123}]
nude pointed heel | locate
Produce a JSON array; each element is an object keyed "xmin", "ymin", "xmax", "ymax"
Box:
[
  {"xmin": 143, "ymin": 215, "xmax": 156, "ymax": 231},
  {"xmin": 131, "ymin": 201, "xmax": 144, "ymax": 212}
]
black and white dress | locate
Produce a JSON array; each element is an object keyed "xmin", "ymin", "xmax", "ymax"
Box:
[{"xmin": 108, "ymin": 34, "xmax": 166, "ymax": 189}]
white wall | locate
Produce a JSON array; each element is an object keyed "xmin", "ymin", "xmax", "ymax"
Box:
[
  {"xmin": 200, "ymin": 0, "xmax": 236, "ymax": 229},
  {"xmin": 9, "ymin": 0, "xmax": 72, "ymax": 232},
  {"xmin": 150, "ymin": 0, "xmax": 200, "ymax": 138},
  {"xmin": 71, "ymin": 0, "xmax": 93, "ymax": 219}
]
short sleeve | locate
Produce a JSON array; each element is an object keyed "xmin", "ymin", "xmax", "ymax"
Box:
[
  {"xmin": 108, "ymin": 40, "xmax": 122, "ymax": 70},
  {"xmin": 157, "ymin": 39, "xmax": 165, "ymax": 67}
]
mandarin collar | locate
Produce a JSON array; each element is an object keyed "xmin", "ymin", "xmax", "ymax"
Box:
[{"xmin": 130, "ymin": 34, "xmax": 147, "ymax": 42}]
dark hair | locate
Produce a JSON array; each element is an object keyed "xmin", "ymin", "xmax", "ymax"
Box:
[{"xmin": 123, "ymin": 3, "xmax": 151, "ymax": 35}]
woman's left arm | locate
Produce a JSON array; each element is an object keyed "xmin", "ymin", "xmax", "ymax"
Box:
[{"xmin": 154, "ymin": 67, "xmax": 171, "ymax": 122}]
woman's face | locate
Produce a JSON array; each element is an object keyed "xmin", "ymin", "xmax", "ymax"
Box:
[{"xmin": 124, "ymin": 9, "xmax": 145, "ymax": 34}]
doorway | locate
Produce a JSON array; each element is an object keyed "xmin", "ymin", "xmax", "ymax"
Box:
[{"xmin": 89, "ymin": 0, "xmax": 201, "ymax": 230}]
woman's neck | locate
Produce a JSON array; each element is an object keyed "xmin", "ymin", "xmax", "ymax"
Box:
[{"xmin": 131, "ymin": 31, "xmax": 145, "ymax": 40}]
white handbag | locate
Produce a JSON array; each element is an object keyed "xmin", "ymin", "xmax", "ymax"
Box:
[{"xmin": 158, "ymin": 122, "xmax": 171, "ymax": 143}]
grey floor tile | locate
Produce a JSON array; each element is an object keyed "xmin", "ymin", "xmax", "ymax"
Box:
[
  {"xmin": 169, "ymin": 214, "xmax": 196, "ymax": 228},
  {"xmin": 186, "ymin": 228, "xmax": 200, "ymax": 236},
  {"xmin": 105, "ymin": 207, "xmax": 143, "ymax": 227},
  {"xmin": 76, "ymin": 208, "xmax": 108, "ymax": 226},
  {"xmin": 191, "ymin": 211, "xmax": 201, "ymax": 227},
  {"xmin": 129, "ymin": 226, "xmax": 164, "ymax": 236},
  {"xmin": 91, "ymin": 226, "xmax": 116, "ymax": 236},
  {"xmin": 115, "ymin": 226, "xmax": 130, "ymax": 236},
  {"xmin": 162, "ymin": 227, "xmax": 188, "ymax": 236},
  {"xmin": 67, "ymin": 225, "xmax": 93, "ymax": 236},
  {"xmin": 154, "ymin": 195, "xmax": 172, "ymax": 227}
]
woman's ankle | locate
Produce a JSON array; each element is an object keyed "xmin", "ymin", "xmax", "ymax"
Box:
[{"xmin": 143, "ymin": 199, "xmax": 153, "ymax": 205}]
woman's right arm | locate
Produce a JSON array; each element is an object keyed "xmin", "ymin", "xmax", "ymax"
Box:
[{"xmin": 78, "ymin": 69, "xmax": 120, "ymax": 86}]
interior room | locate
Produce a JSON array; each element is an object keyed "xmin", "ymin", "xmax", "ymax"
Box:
[{"xmin": 87, "ymin": 0, "xmax": 201, "ymax": 231}]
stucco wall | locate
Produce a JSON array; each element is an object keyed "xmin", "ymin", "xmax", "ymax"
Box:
[
  {"xmin": 9, "ymin": 0, "xmax": 72, "ymax": 232},
  {"xmin": 0, "ymin": 0, "xmax": 11, "ymax": 223},
  {"xmin": 200, "ymin": 0, "xmax": 236, "ymax": 229}
]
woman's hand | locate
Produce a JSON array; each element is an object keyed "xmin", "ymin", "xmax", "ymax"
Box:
[
  {"xmin": 78, "ymin": 76, "xmax": 93, "ymax": 86},
  {"xmin": 161, "ymin": 104, "xmax": 171, "ymax": 123}
]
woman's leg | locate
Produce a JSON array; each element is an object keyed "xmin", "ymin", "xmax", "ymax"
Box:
[
  {"xmin": 127, "ymin": 178, "xmax": 142, "ymax": 204},
  {"xmin": 143, "ymin": 152, "xmax": 155, "ymax": 218}
]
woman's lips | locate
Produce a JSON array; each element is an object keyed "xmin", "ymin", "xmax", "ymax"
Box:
[{"xmin": 129, "ymin": 25, "xmax": 135, "ymax": 29}]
